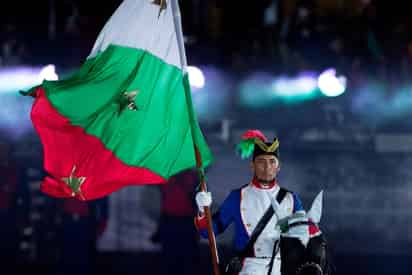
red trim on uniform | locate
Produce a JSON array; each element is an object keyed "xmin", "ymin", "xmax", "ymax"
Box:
[
  {"xmin": 251, "ymin": 177, "xmax": 277, "ymax": 189},
  {"xmin": 239, "ymin": 186, "xmax": 256, "ymax": 257},
  {"xmin": 239, "ymin": 187, "xmax": 249, "ymax": 236},
  {"xmin": 194, "ymin": 213, "xmax": 208, "ymax": 230}
]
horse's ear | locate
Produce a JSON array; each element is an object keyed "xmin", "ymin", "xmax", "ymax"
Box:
[{"xmin": 308, "ymin": 190, "xmax": 323, "ymax": 224}]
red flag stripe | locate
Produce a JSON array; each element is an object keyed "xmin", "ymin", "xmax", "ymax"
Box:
[{"xmin": 32, "ymin": 87, "xmax": 166, "ymax": 200}]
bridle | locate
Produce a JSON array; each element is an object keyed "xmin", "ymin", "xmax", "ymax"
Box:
[
  {"xmin": 279, "ymin": 220, "xmax": 328, "ymax": 275},
  {"xmin": 280, "ymin": 220, "xmax": 316, "ymax": 233}
]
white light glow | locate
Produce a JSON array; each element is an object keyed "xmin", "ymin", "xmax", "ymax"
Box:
[
  {"xmin": 39, "ymin": 64, "xmax": 59, "ymax": 81},
  {"xmin": 318, "ymin": 68, "xmax": 347, "ymax": 97},
  {"xmin": 187, "ymin": 66, "xmax": 205, "ymax": 89}
]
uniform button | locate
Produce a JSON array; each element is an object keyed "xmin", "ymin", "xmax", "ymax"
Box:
[
  {"xmin": 256, "ymin": 248, "xmax": 261, "ymax": 252},
  {"xmin": 246, "ymin": 223, "xmax": 252, "ymax": 227}
]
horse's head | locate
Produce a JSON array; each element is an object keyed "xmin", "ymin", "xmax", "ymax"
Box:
[{"xmin": 274, "ymin": 191, "xmax": 330, "ymax": 275}]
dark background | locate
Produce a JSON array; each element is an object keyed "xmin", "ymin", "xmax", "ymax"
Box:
[{"xmin": 1, "ymin": 1, "xmax": 412, "ymax": 274}]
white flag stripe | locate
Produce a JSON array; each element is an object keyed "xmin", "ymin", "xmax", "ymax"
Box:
[
  {"xmin": 88, "ymin": 0, "xmax": 184, "ymax": 70},
  {"xmin": 171, "ymin": 0, "xmax": 187, "ymax": 72}
]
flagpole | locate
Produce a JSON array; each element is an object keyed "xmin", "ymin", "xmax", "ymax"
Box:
[
  {"xmin": 193, "ymin": 148, "xmax": 221, "ymax": 275},
  {"xmin": 171, "ymin": 0, "xmax": 221, "ymax": 273}
]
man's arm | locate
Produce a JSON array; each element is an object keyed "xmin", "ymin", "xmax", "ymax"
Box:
[{"xmin": 194, "ymin": 190, "xmax": 238, "ymax": 238}]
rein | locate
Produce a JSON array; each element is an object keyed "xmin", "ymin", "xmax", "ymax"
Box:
[{"xmin": 280, "ymin": 220, "xmax": 316, "ymax": 233}]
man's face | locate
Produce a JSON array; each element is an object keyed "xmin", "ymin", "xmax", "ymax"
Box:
[{"xmin": 251, "ymin": 154, "xmax": 279, "ymax": 182}]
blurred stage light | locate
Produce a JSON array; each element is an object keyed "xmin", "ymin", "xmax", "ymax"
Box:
[
  {"xmin": 318, "ymin": 68, "xmax": 347, "ymax": 97},
  {"xmin": 239, "ymin": 72, "xmax": 275, "ymax": 108},
  {"xmin": 240, "ymin": 71, "xmax": 319, "ymax": 108},
  {"xmin": 0, "ymin": 65, "xmax": 58, "ymax": 94},
  {"xmin": 351, "ymin": 81, "xmax": 412, "ymax": 127},
  {"xmin": 190, "ymin": 66, "xmax": 230, "ymax": 124},
  {"xmin": 187, "ymin": 66, "xmax": 205, "ymax": 89},
  {"xmin": 38, "ymin": 64, "xmax": 59, "ymax": 82},
  {"xmin": 0, "ymin": 65, "xmax": 58, "ymax": 139},
  {"xmin": 273, "ymin": 72, "xmax": 318, "ymax": 97}
]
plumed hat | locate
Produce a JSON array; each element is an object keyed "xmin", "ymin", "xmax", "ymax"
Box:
[{"xmin": 236, "ymin": 130, "xmax": 279, "ymax": 160}]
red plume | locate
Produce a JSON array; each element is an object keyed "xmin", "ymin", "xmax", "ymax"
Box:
[{"xmin": 241, "ymin": 129, "xmax": 267, "ymax": 142}]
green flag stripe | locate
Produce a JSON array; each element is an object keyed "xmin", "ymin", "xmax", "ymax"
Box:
[{"xmin": 42, "ymin": 45, "xmax": 212, "ymax": 179}]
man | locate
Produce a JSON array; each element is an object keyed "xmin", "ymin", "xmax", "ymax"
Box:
[
  {"xmin": 156, "ymin": 168, "xmax": 200, "ymax": 275},
  {"xmin": 56, "ymin": 196, "xmax": 108, "ymax": 275},
  {"xmin": 195, "ymin": 130, "xmax": 304, "ymax": 275},
  {"xmin": 0, "ymin": 141, "xmax": 29, "ymax": 271}
]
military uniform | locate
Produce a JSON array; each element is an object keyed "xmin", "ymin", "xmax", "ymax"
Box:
[
  {"xmin": 196, "ymin": 178, "xmax": 303, "ymax": 275},
  {"xmin": 195, "ymin": 130, "xmax": 304, "ymax": 275}
]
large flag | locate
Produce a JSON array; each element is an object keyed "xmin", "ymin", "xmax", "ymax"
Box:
[{"xmin": 23, "ymin": 0, "xmax": 213, "ymax": 201}]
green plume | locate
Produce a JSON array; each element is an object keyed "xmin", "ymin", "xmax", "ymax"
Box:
[{"xmin": 236, "ymin": 138, "xmax": 256, "ymax": 159}]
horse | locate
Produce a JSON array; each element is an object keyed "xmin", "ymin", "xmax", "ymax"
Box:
[{"xmin": 273, "ymin": 191, "xmax": 334, "ymax": 275}]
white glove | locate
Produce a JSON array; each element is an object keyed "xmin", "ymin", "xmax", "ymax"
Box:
[{"xmin": 195, "ymin": 191, "xmax": 212, "ymax": 213}]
